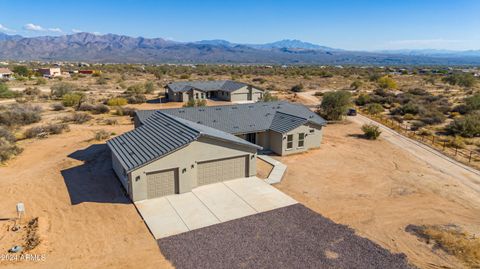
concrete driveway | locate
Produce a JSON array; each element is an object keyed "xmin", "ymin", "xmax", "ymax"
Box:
[{"xmin": 135, "ymin": 177, "xmax": 297, "ymax": 239}]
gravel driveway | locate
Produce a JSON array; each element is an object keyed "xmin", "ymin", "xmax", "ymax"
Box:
[{"xmin": 158, "ymin": 204, "xmax": 412, "ymax": 269}]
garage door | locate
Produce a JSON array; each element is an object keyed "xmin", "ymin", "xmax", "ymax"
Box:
[
  {"xmin": 146, "ymin": 168, "xmax": 179, "ymax": 199},
  {"xmin": 197, "ymin": 155, "xmax": 248, "ymax": 186}
]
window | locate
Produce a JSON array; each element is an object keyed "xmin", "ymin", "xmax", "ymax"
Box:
[
  {"xmin": 298, "ymin": 133, "xmax": 305, "ymax": 148},
  {"xmin": 201, "ymin": 93, "xmax": 205, "ymax": 99},
  {"xmin": 195, "ymin": 93, "xmax": 199, "ymax": 99},
  {"xmin": 286, "ymin": 134, "xmax": 293, "ymax": 150}
]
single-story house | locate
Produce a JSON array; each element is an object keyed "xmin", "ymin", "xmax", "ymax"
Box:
[
  {"xmin": 0, "ymin": 68, "xmax": 13, "ymax": 79},
  {"xmin": 108, "ymin": 101, "xmax": 326, "ymax": 201},
  {"xmin": 165, "ymin": 80, "xmax": 264, "ymax": 102},
  {"xmin": 37, "ymin": 68, "xmax": 61, "ymax": 78}
]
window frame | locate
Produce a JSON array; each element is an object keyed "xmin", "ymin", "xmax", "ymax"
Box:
[
  {"xmin": 286, "ymin": 134, "xmax": 293, "ymax": 150},
  {"xmin": 298, "ymin": 133, "xmax": 305, "ymax": 148}
]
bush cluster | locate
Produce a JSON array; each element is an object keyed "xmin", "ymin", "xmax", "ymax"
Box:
[
  {"xmin": 361, "ymin": 123, "xmax": 382, "ymax": 140},
  {"xmin": 24, "ymin": 123, "xmax": 70, "ymax": 138},
  {"xmin": 62, "ymin": 112, "xmax": 93, "ymax": 124},
  {"xmin": 0, "ymin": 104, "xmax": 42, "ymax": 126}
]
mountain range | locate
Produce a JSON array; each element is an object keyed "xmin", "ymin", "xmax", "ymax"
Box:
[{"xmin": 0, "ymin": 32, "xmax": 479, "ymax": 65}]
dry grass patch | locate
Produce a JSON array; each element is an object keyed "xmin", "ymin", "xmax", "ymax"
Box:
[{"xmin": 407, "ymin": 224, "xmax": 480, "ymax": 267}]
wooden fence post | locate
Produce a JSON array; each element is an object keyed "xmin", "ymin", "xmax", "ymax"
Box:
[
  {"xmin": 443, "ymin": 141, "xmax": 446, "ymax": 151},
  {"xmin": 469, "ymin": 151, "xmax": 473, "ymax": 162}
]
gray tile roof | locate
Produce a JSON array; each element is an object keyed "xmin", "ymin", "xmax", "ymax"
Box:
[
  {"xmin": 108, "ymin": 111, "xmax": 261, "ymax": 172},
  {"xmin": 269, "ymin": 112, "xmax": 308, "ymax": 133},
  {"xmin": 136, "ymin": 101, "xmax": 326, "ymax": 135},
  {"xmin": 166, "ymin": 80, "xmax": 252, "ymax": 93}
]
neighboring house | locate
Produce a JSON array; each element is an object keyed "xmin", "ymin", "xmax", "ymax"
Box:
[
  {"xmin": 165, "ymin": 80, "xmax": 264, "ymax": 102},
  {"xmin": 0, "ymin": 68, "xmax": 13, "ymax": 79},
  {"xmin": 108, "ymin": 101, "xmax": 326, "ymax": 201},
  {"xmin": 38, "ymin": 68, "xmax": 62, "ymax": 78}
]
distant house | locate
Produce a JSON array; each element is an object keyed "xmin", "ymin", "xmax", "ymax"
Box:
[
  {"xmin": 78, "ymin": 70, "xmax": 94, "ymax": 74},
  {"xmin": 38, "ymin": 68, "xmax": 62, "ymax": 78},
  {"xmin": 165, "ymin": 80, "xmax": 264, "ymax": 103},
  {"xmin": 0, "ymin": 68, "xmax": 13, "ymax": 79}
]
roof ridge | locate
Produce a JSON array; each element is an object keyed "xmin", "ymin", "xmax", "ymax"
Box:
[{"xmin": 153, "ymin": 111, "xmax": 201, "ymax": 138}]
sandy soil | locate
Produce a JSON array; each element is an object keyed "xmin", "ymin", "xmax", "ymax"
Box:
[
  {"xmin": 0, "ymin": 119, "xmax": 173, "ymax": 268},
  {"xmin": 256, "ymin": 159, "xmax": 273, "ymax": 179},
  {"xmin": 275, "ymin": 121, "xmax": 480, "ymax": 269}
]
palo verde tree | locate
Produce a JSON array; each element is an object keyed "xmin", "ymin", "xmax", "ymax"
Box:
[{"xmin": 318, "ymin": 90, "xmax": 352, "ymax": 121}]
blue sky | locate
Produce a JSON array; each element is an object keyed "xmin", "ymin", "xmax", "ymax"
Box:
[{"xmin": 1, "ymin": 0, "xmax": 479, "ymax": 51}]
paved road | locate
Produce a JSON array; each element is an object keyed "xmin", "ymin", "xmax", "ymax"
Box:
[{"xmin": 350, "ymin": 114, "xmax": 480, "ymax": 194}]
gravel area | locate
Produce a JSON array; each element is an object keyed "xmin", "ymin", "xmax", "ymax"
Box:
[{"xmin": 158, "ymin": 204, "xmax": 412, "ymax": 269}]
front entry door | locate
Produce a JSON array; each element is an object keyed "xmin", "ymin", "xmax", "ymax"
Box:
[{"xmin": 246, "ymin": 133, "xmax": 256, "ymax": 144}]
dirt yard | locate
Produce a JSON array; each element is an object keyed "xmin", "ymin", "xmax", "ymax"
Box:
[
  {"xmin": 0, "ymin": 107, "xmax": 175, "ymax": 268},
  {"xmin": 256, "ymin": 159, "xmax": 273, "ymax": 179},
  {"xmin": 275, "ymin": 120, "xmax": 480, "ymax": 269}
]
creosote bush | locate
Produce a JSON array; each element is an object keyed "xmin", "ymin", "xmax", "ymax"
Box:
[
  {"xmin": 361, "ymin": 123, "xmax": 382, "ymax": 140},
  {"xmin": 24, "ymin": 123, "xmax": 70, "ymax": 138},
  {"xmin": 94, "ymin": 130, "xmax": 111, "ymax": 141},
  {"xmin": 115, "ymin": 106, "xmax": 136, "ymax": 116},
  {"xmin": 0, "ymin": 104, "xmax": 42, "ymax": 126},
  {"xmin": 107, "ymin": 97, "xmax": 128, "ymax": 106},
  {"xmin": 62, "ymin": 112, "xmax": 93, "ymax": 124}
]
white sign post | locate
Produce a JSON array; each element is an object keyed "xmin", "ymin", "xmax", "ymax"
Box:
[{"xmin": 16, "ymin": 202, "xmax": 25, "ymax": 225}]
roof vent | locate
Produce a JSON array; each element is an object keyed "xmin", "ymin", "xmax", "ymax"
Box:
[
  {"xmin": 213, "ymin": 120, "xmax": 217, "ymax": 122},
  {"xmin": 215, "ymin": 107, "xmax": 222, "ymax": 110},
  {"xmin": 248, "ymin": 105, "xmax": 253, "ymax": 108},
  {"xmin": 233, "ymin": 126, "xmax": 239, "ymax": 129},
  {"xmin": 265, "ymin": 113, "xmax": 270, "ymax": 116},
  {"xmin": 232, "ymin": 107, "xmax": 238, "ymax": 109},
  {"xmin": 197, "ymin": 121, "xmax": 202, "ymax": 124}
]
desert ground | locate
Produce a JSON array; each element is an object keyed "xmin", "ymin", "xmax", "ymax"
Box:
[{"xmin": 276, "ymin": 119, "xmax": 480, "ymax": 269}]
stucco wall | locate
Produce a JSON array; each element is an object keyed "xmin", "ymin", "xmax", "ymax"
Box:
[
  {"xmin": 229, "ymin": 86, "xmax": 264, "ymax": 102},
  {"xmin": 111, "ymin": 151, "xmax": 128, "ymax": 190},
  {"xmin": 128, "ymin": 137, "xmax": 257, "ymax": 201},
  {"xmin": 275, "ymin": 124, "xmax": 323, "ymax": 155},
  {"xmin": 167, "ymin": 88, "xmax": 185, "ymax": 102}
]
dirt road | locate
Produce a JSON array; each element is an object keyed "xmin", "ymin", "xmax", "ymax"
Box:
[{"xmin": 350, "ymin": 114, "xmax": 480, "ymax": 194}]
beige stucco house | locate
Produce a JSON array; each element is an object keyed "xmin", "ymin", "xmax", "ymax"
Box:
[
  {"xmin": 108, "ymin": 101, "xmax": 326, "ymax": 202},
  {"xmin": 165, "ymin": 80, "xmax": 264, "ymax": 102}
]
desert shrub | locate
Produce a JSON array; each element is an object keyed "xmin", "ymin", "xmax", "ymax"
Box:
[
  {"xmin": 465, "ymin": 93, "xmax": 480, "ymax": 113},
  {"xmin": 93, "ymin": 104, "xmax": 110, "ymax": 114},
  {"xmin": 260, "ymin": 91, "xmax": 279, "ymax": 102},
  {"xmin": 417, "ymin": 129, "xmax": 432, "ymax": 136},
  {"xmin": 125, "ymin": 83, "xmax": 145, "ymax": 94},
  {"xmin": 407, "ymin": 88, "xmax": 428, "ymax": 96},
  {"xmin": 115, "ymin": 106, "xmax": 136, "ymax": 117},
  {"xmin": 452, "ymin": 104, "xmax": 468, "ymax": 115},
  {"xmin": 0, "ymin": 82, "xmax": 21, "ymax": 99},
  {"xmin": 419, "ymin": 109, "xmax": 446, "ymax": 125},
  {"xmin": 314, "ymin": 91, "xmax": 323, "ymax": 97},
  {"xmin": 35, "ymin": 77, "xmax": 47, "ymax": 85},
  {"xmin": 126, "ymin": 94, "xmax": 146, "ymax": 104},
  {"xmin": 0, "ymin": 104, "xmax": 42, "ymax": 126},
  {"xmin": 411, "ymin": 121, "xmax": 426, "ymax": 131},
  {"xmin": 103, "ymin": 119, "xmax": 118, "ymax": 125},
  {"xmin": 23, "ymin": 87, "xmax": 41, "ymax": 96},
  {"xmin": 24, "ymin": 123, "xmax": 70, "ymax": 138},
  {"xmin": 403, "ymin": 113, "xmax": 415, "ymax": 120},
  {"xmin": 0, "ymin": 126, "xmax": 16, "ymax": 142},
  {"xmin": 63, "ymin": 112, "xmax": 92, "ymax": 124},
  {"xmin": 0, "ymin": 137, "xmax": 22, "ymax": 163},
  {"xmin": 62, "ymin": 92, "xmax": 85, "ymax": 107},
  {"xmin": 94, "ymin": 130, "xmax": 111, "ymax": 141},
  {"xmin": 51, "ymin": 103, "xmax": 65, "ymax": 111},
  {"xmin": 350, "ymin": 80, "xmax": 363, "ymax": 90},
  {"xmin": 447, "ymin": 136, "xmax": 466, "ymax": 148},
  {"xmin": 144, "ymin": 81, "xmax": 155, "ymax": 94},
  {"xmin": 183, "ymin": 99, "xmax": 206, "ymax": 107},
  {"xmin": 96, "ymin": 76, "xmax": 107, "ymax": 85},
  {"xmin": 366, "ymin": 103, "xmax": 384, "ymax": 115},
  {"xmin": 77, "ymin": 103, "xmax": 95, "ymax": 112},
  {"xmin": 290, "ymin": 84, "xmax": 304, "ymax": 92},
  {"xmin": 446, "ymin": 112, "xmax": 480, "ymax": 137},
  {"xmin": 318, "ymin": 90, "xmax": 351, "ymax": 121},
  {"xmin": 377, "ymin": 76, "xmax": 397, "ymax": 89},
  {"xmin": 361, "ymin": 123, "xmax": 382, "ymax": 140},
  {"xmin": 107, "ymin": 97, "xmax": 128, "ymax": 106},
  {"xmin": 442, "ymin": 73, "xmax": 476, "ymax": 88},
  {"xmin": 391, "ymin": 102, "xmax": 421, "ymax": 115},
  {"xmin": 252, "ymin": 77, "xmax": 267, "ymax": 84},
  {"xmin": 355, "ymin": 94, "xmax": 371, "ymax": 106},
  {"xmin": 179, "ymin": 74, "xmax": 190, "ymax": 79},
  {"xmin": 51, "ymin": 82, "xmax": 77, "ymax": 98}
]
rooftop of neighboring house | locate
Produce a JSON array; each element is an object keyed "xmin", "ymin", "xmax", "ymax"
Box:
[
  {"xmin": 135, "ymin": 101, "xmax": 326, "ymax": 135},
  {"xmin": 166, "ymin": 80, "xmax": 257, "ymax": 93},
  {"xmin": 0, "ymin": 67, "xmax": 12, "ymax": 74}
]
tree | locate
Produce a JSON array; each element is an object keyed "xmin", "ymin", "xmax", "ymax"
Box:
[
  {"xmin": 12, "ymin": 66, "xmax": 29, "ymax": 77},
  {"xmin": 362, "ymin": 123, "xmax": 382, "ymax": 140},
  {"xmin": 62, "ymin": 93, "xmax": 85, "ymax": 108},
  {"xmin": 0, "ymin": 82, "xmax": 19, "ymax": 99},
  {"xmin": 318, "ymin": 90, "xmax": 352, "ymax": 120},
  {"xmin": 144, "ymin": 81, "xmax": 155, "ymax": 94},
  {"xmin": 377, "ymin": 76, "xmax": 397, "ymax": 89}
]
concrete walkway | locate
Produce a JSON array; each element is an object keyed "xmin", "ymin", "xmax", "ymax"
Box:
[
  {"xmin": 135, "ymin": 177, "xmax": 297, "ymax": 239},
  {"xmin": 258, "ymin": 154, "xmax": 287, "ymax": 184}
]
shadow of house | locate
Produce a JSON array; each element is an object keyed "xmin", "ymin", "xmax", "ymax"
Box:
[{"xmin": 61, "ymin": 144, "xmax": 130, "ymax": 205}]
